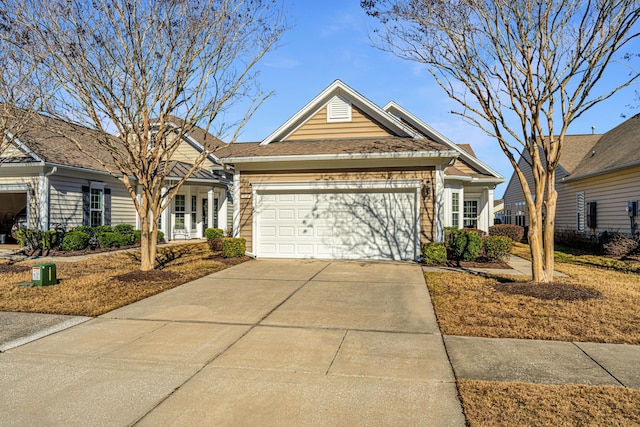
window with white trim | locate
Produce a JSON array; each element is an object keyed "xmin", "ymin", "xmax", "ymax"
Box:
[
  {"xmin": 191, "ymin": 195, "xmax": 197, "ymax": 230},
  {"xmin": 90, "ymin": 187, "xmax": 104, "ymax": 227},
  {"xmin": 175, "ymin": 195, "xmax": 185, "ymax": 229},
  {"xmin": 451, "ymin": 192, "xmax": 460, "ymax": 229},
  {"xmin": 463, "ymin": 200, "xmax": 478, "ymax": 228}
]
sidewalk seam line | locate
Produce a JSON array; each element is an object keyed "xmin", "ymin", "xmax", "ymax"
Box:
[
  {"xmin": 572, "ymin": 342, "xmax": 626, "ymax": 387},
  {"xmin": 325, "ymin": 329, "xmax": 348, "ymax": 376}
]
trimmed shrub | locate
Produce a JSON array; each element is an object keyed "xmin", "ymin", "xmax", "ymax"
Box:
[
  {"xmin": 61, "ymin": 231, "xmax": 90, "ymax": 251},
  {"xmin": 14, "ymin": 228, "xmax": 42, "ymax": 250},
  {"xmin": 462, "ymin": 227, "xmax": 487, "ymax": 238},
  {"xmin": 483, "ymin": 236, "xmax": 513, "ymax": 261},
  {"xmin": 93, "ymin": 225, "xmax": 113, "ymax": 235},
  {"xmin": 451, "ymin": 230, "xmax": 482, "ymax": 261},
  {"xmin": 205, "ymin": 228, "xmax": 224, "ymax": 240},
  {"xmin": 157, "ymin": 230, "xmax": 165, "ymax": 243},
  {"xmin": 98, "ymin": 232, "xmax": 132, "ymax": 248},
  {"xmin": 422, "ymin": 242, "xmax": 447, "ymax": 265},
  {"xmin": 489, "ymin": 224, "xmax": 525, "ymax": 242},
  {"xmin": 113, "ymin": 224, "xmax": 134, "ymax": 236},
  {"xmin": 42, "ymin": 230, "xmax": 59, "ymax": 251},
  {"xmin": 222, "ymin": 238, "xmax": 246, "ymax": 258},
  {"xmin": 74, "ymin": 226, "xmax": 94, "ymax": 236}
]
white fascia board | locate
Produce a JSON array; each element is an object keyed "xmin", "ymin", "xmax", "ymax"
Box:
[
  {"xmin": 252, "ymin": 178, "xmax": 423, "ymax": 192},
  {"xmin": 383, "ymin": 101, "xmax": 503, "ymax": 179},
  {"xmin": 445, "ymin": 175, "xmax": 505, "ymax": 184},
  {"xmin": 223, "ymin": 149, "xmax": 459, "ymax": 165},
  {"xmin": 4, "ymin": 131, "xmax": 44, "ymax": 163},
  {"xmin": 261, "ymin": 80, "xmax": 420, "ymax": 145}
]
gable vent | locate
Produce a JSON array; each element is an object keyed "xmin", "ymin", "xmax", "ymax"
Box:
[{"xmin": 327, "ymin": 95, "xmax": 352, "ymax": 123}]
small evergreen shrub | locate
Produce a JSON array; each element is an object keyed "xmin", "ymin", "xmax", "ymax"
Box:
[
  {"xmin": 483, "ymin": 236, "xmax": 513, "ymax": 261},
  {"xmin": 422, "ymin": 242, "xmax": 447, "ymax": 265},
  {"xmin": 93, "ymin": 225, "xmax": 113, "ymax": 235},
  {"xmin": 451, "ymin": 230, "xmax": 482, "ymax": 261},
  {"xmin": 15, "ymin": 228, "xmax": 42, "ymax": 250},
  {"xmin": 42, "ymin": 230, "xmax": 59, "ymax": 251},
  {"xmin": 74, "ymin": 226, "xmax": 94, "ymax": 236},
  {"xmin": 222, "ymin": 238, "xmax": 246, "ymax": 258},
  {"xmin": 462, "ymin": 227, "xmax": 487, "ymax": 238},
  {"xmin": 61, "ymin": 231, "xmax": 90, "ymax": 251},
  {"xmin": 113, "ymin": 224, "xmax": 134, "ymax": 236},
  {"xmin": 489, "ymin": 224, "xmax": 525, "ymax": 242},
  {"xmin": 157, "ymin": 230, "xmax": 165, "ymax": 243},
  {"xmin": 98, "ymin": 232, "xmax": 132, "ymax": 248},
  {"xmin": 205, "ymin": 228, "xmax": 224, "ymax": 240},
  {"xmin": 132, "ymin": 230, "xmax": 164, "ymax": 243}
]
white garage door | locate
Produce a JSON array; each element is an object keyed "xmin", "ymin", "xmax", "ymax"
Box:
[{"xmin": 256, "ymin": 189, "xmax": 418, "ymax": 260}]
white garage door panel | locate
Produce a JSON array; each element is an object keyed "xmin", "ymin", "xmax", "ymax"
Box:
[{"xmin": 256, "ymin": 190, "xmax": 418, "ymax": 260}]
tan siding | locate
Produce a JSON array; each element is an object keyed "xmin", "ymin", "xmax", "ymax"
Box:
[
  {"xmin": 0, "ymin": 144, "xmax": 26, "ymax": 159},
  {"xmin": 238, "ymin": 168, "xmax": 435, "ymax": 253},
  {"xmin": 167, "ymin": 133, "xmax": 215, "ymax": 167},
  {"xmin": 559, "ymin": 165, "xmax": 640, "ymax": 234},
  {"xmin": 286, "ymin": 106, "xmax": 394, "ymax": 140}
]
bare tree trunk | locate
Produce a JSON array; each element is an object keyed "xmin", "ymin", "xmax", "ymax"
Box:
[
  {"xmin": 140, "ymin": 216, "xmax": 153, "ymax": 271},
  {"xmin": 543, "ymin": 170, "xmax": 558, "ymax": 282}
]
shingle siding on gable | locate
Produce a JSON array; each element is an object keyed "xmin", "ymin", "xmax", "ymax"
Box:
[{"xmin": 286, "ymin": 105, "xmax": 393, "ymax": 141}]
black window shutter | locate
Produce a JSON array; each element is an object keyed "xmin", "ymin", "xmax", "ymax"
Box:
[
  {"xmin": 82, "ymin": 186, "xmax": 90, "ymax": 226},
  {"xmin": 104, "ymin": 188, "xmax": 112, "ymax": 225}
]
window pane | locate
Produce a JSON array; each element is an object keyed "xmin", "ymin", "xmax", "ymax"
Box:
[
  {"xmin": 175, "ymin": 213, "xmax": 185, "ymax": 229},
  {"xmin": 90, "ymin": 211, "xmax": 102, "ymax": 227},
  {"xmin": 175, "ymin": 195, "xmax": 185, "ymax": 212},
  {"xmin": 463, "ymin": 200, "xmax": 478, "ymax": 228}
]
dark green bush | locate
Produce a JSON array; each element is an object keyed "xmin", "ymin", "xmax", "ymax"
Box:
[
  {"xmin": 483, "ymin": 236, "xmax": 513, "ymax": 261},
  {"xmin": 451, "ymin": 230, "xmax": 482, "ymax": 261},
  {"xmin": 205, "ymin": 228, "xmax": 224, "ymax": 240},
  {"xmin": 93, "ymin": 225, "xmax": 113, "ymax": 235},
  {"xmin": 42, "ymin": 230, "xmax": 59, "ymax": 251},
  {"xmin": 489, "ymin": 224, "xmax": 525, "ymax": 242},
  {"xmin": 98, "ymin": 232, "xmax": 132, "ymax": 248},
  {"xmin": 14, "ymin": 228, "xmax": 42, "ymax": 250},
  {"xmin": 61, "ymin": 231, "xmax": 90, "ymax": 251},
  {"xmin": 157, "ymin": 230, "xmax": 165, "ymax": 243},
  {"xmin": 74, "ymin": 225, "xmax": 94, "ymax": 235},
  {"xmin": 114, "ymin": 224, "xmax": 134, "ymax": 236},
  {"xmin": 222, "ymin": 238, "xmax": 246, "ymax": 258},
  {"xmin": 422, "ymin": 242, "xmax": 447, "ymax": 265}
]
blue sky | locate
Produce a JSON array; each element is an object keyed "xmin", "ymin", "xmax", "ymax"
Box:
[{"xmin": 237, "ymin": 0, "xmax": 640, "ymax": 198}]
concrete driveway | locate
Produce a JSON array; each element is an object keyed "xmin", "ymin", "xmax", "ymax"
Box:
[{"xmin": 0, "ymin": 259, "xmax": 464, "ymax": 426}]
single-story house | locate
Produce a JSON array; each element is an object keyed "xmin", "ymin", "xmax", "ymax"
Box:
[
  {"xmin": 502, "ymin": 113, "xmax": 640, "ymax": 235},
  {"xmin": 0, "ymin": 109, "xmax": 232, "ymax": 241},
  {"xmin": 218, "ymin": 80, "xmax": 503, "ymax": 260}
]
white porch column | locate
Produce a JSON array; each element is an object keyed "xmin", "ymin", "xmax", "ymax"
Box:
[
  {"xmin": 159, "ymin": 186, "xmax": 169, "ymax": 240},
  {"xmin": 38, "ymin": 173, "xmax": 48, "ymax": 231},
  {"xmin": 486, "ymin": 187, "xmax": 494, "ymax": 230},
  {"xmin": 219, "ymin": 188, "xmax": 228, "ymax": 235},
  {"xmin": 435, "ymin": 167, "xmax": 445, "ymax": 242},
  {"xmin": 207, "ymin": 188, "xmax": 214, "ymax": 231}
]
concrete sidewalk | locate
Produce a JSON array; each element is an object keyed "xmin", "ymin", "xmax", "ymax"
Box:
[{"xmin": 0, "ymin": 259, "xmax": 465, "ymax": 426}]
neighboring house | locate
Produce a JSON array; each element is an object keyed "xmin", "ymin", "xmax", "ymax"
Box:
[
  {"xmin": 0, "ymin": 110, "xmax": 232, "ymax": 241},
  {"xmin": 218, "ymin": 80, "xmax": 503, "ymax": 261},
  {"xmin": 502, "ymin": 113, "xmax": 640, "ymax": 236},
  {"xmin": 493, "ymin": 198, "xmax": 504, "ymax": 224}
]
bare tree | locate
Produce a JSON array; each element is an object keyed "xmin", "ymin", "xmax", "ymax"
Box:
[
  {"xmin": 4, "ymin": 0, "xmax": 286, "ymax": 270},
  {"xmin": 362, "ymin": 0, "xmax": 640, "ymax": 283},
  {"xmin": 0, "ymin": 11, "xmax": 52, "ymax": 162}
]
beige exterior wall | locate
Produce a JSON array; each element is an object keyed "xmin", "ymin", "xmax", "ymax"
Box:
[
  {"xmin": 286, "ymin": 106, "xmax": 393, "ymax": 140},
  {"xmin": 237, "ymin": 168, "xmax": 436, "ymax": 253},
  {"xmin": 49, "ymin": 172, "xmax": 137, "ymax": 229},
  {"xmin": 558, "ymin": 165, "xmax": 640, "ymax": 234},
  {"xmin": 166, "ymin": 133, "xmax": 216, "ymax": 167}
]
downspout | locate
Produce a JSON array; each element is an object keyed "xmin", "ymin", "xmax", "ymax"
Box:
[{"xmin": 39, "ymin": 166, "xmax": 57, "ymax": 231}]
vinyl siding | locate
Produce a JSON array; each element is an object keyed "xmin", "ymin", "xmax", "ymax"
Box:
[
  {"xmin": 238, "ymin": 168, "xmax": 435, "ymax": 253},
  {"xmin": 286, "ymin": 106, "xmax": 393, "ymax": 140},
  {"xmin": 49, "ymin": 174, "xmax": 136, "ymax": 228},
  {"xmin": 558, "ymin": 165, "xmax": 640, "ymax": 234},
  {"xmin": 166, "ymin": 133, "xmax": 216, "ymax": 167}
]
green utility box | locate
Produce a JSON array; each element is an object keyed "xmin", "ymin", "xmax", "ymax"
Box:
[{"xmin": 32, "ymin": 263, "xmax": 57, "ymax": 286}]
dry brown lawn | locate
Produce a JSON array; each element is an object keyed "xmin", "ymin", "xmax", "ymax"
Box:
[
  {"xmin": 425, "ymin": 248, "xmax": 640, "ymax": 344},
  {"xmin": 0, "ymin": 242, "xmax": 249, "ymax": 316},
  {"xmin": 459, "ymin": 380, "xmax": 640, "ymax": 426}
]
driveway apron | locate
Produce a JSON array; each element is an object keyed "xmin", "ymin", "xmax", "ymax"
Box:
[{"xmin": 0, "ymin": 259, "xmax": 464, "ymax": 426}]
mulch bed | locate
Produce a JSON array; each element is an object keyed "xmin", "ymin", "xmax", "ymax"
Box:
[
  {"xmin": 0, "ymin": 264, "xmax": 31, "ymax": 273},
  {"xmin": 448, "ymin": 259, "xmax": 512, "ymax": 269},
  {"xmin": 493, "ymin": 281, "xmax": 601, "ymax": 301}
]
